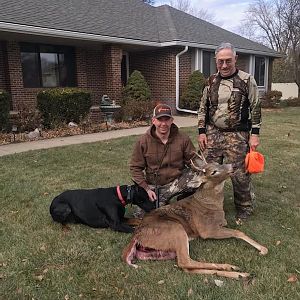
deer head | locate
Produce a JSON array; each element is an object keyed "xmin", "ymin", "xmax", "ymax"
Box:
[{"xmin": 190, "ymin": 152, "xmax": 233, "ymax": 187}]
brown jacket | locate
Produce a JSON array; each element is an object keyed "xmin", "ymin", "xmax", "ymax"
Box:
[{"xmin": 130, "ymin": 124, "xmax": 195, "ymax": 190}]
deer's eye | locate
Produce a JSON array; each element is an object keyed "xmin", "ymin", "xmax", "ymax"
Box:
[{"xmin": 211, "ymin": 170, "xmax": 218, "ymax": 175}]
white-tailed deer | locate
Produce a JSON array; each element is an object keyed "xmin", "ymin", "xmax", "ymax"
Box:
[{"xmin": 123, "ymin": 152, "xmax": 268, "ymax": 279}]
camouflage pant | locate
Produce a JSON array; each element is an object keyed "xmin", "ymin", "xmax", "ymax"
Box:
[
  {"xmin": 205, "ymin": 125, "xmax": 254, "ymax": 213},
  {"xmin": 133, "ymin": 168, "xmax": 199, "ymax": 218}
]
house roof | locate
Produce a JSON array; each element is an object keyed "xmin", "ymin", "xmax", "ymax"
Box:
[{"xmin": 0, "ymin": 0, "xmax": 279, "ymax": 57}]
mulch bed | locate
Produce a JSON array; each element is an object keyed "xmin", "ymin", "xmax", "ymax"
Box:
[{"xmin": 0, "ymin": 120, "xmax": 149, "ymax": 145}]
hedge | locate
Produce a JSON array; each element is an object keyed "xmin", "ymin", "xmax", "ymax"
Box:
[{"xmin": 37, "ymin": 88, "xmax": 91, "ymax": 128}]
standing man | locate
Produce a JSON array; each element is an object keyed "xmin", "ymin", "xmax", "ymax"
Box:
[
  {"xmin": 130, "ymin": 103, "xmax": 198, "ymax": 217},
  {"xmin": 197, "ymin": 42, "xmax": 261, "ymax": 223}
]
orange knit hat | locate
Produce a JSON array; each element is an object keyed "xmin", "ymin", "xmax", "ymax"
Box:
[{"xmin": 245, "ymin": 149, "xmax": 265, "ymax": 174}]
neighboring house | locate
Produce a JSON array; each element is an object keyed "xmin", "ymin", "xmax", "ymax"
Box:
[
  {"xmin": 0, "ymin": 0, "xmax": 280, "ymax": 117},
  {"xmin": 271, "ymin": 83, "xmax": 299, "ymax": 99}
]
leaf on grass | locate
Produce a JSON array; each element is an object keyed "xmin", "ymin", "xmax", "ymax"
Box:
[
  {"xmin": 64, "ymin": 295, "xmax": 69, "ymax": 300},
  {"xmin": 42, "ymin": 268, "xmax": 49, "ymax": 274},
  {"xmin": 214, "ymin": 279, "xmax": 224, "ymax": 287},
  {"xmin": 287, "ymin": 274, "xmax": 298, "ymax": 283},
  {"xmin": 40, "ymin": 245, "xmax": 46, "ymax": 251},
  {"xmin": 187, "ymin": 288, "xmax": 193, "ymax": 297},
  {"xmin": 276, "ymin": 240, "xmax": 281, "ymax": 246},
  {"xmin": 34, "ymin": 275, "xmax": 44, "ymax": 281},
  {"xmin": 43, "ymin": 192, "xmax": 49, "ymax": 196},
  {"xmin": 158, "ymin": 280, "xmax": 164, "ymax": 285},
  {"xmin": 203, "ymin": 278, "xmax": 209, "ymax": 284},
  {"xmin": 62, "ymin": 224, "xmax": 71, "ymax": 232}
]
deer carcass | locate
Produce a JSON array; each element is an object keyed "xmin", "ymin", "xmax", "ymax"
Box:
[{"xmin": 123, "ymin": 153, "xmax": 268, "ymax": 279}]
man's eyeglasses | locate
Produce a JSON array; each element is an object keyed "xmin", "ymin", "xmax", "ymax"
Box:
[{"xmin": 216, "ymin": 59, "xmax": 233, "ymax": 66}]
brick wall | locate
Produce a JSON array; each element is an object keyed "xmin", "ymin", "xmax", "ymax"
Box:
[
  {"xmin": 130, "ymin": 47, "xmax": 192, "ymax": 113},
  {"xmin": 3, "ymin": 42, "xmax": 123, "ymax": 117},
  {"xmin": 0, "ymin": 41, "xmax": 9, "ymax": 91},
  {"xmin": 102, "ymin": 45, "xmax": 123, "ymax": 104}
]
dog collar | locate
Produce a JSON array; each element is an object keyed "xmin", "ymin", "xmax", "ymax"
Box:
[
  {"xmin": 126, "ymin": 185, "xmax": 132, "ymax": 202},
  {"xmin": 116, "ymin": 185, "xmax": 126, "ymax": 206}
]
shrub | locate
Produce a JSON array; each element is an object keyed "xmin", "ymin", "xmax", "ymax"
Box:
[
  {"xmin": 180, "ymin": 70, "xmax": 206, "ymax": 111},
  {"xmin": 13, "ymin": 103, "xmax": 42, "ymax": 132},
  {"xmin": 261, "ymin": 90, "xmax": 282, "ymax": 108},
  {"xmin": 280, "ymin": 97, "xmax": 300, "ymax": 107},
  {"xmin": 121, "ymin": 70, "xmax": 153, "ymax": 121},
  {"xmin": 37, "ymin": 88, "xmax": 91, "ymax": 128},
  {"xmin": 0, "ymin": 90, "xmax": 10, "ymax": 130}
]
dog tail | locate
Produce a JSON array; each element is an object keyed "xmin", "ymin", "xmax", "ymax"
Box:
[{"xmin": 122, "ymin": 237, "xmax": 139, "ymax": 268}]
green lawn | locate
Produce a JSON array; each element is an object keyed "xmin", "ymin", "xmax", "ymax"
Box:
[{"xmin": 0, "ymin": 107, "xmax": 299, "ymax": 299}]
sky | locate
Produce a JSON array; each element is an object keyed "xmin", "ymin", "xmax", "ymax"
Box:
[{"xmin": 155, "ymin": 0, "xmax": 252, "ymax": 33}]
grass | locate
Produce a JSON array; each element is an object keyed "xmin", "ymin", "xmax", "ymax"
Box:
[{"xmin": 0, "ymin": 107, "xmax": 299, "ymax": 299}]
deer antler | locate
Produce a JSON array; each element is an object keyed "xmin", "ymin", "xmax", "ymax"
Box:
[
  {"xmin": 190, "ymin": 159, "xmax": 205, "ymax": 172},
  {"xmin": 193, "ymin": 151, "xmax": 207, "ymax": 164}
]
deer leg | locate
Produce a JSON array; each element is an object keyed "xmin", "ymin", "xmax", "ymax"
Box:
[
  {"xmin": 182, "ymin": 268, "xmax": 250, "ymax": 280},
  {"xmin": 204, "ymin": 228, "xmax": 268, "ymax": 255},
  {"xmin": 175, "ymin": 231, "xmax": 240, "ymax": 272}
]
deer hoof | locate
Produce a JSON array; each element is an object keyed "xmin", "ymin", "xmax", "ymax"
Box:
[
  {"xmin": 259, "ymin": 247, "xmax": 268, "ymax": 255},
  {"xmin": 238, "ymin": 272, "xmax": 251, "ymax": 278},
  {"xmin": 230, "ymin": 265, "xmax": 240, "ymax": 271}
]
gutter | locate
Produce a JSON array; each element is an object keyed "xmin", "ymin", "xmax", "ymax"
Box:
[
  {"xmin": 175, "ymin": 46, "xmax": 197, "ymax": 114},
  {"xmin": 0, "ymin": 22, "xmax": 281, "ymax": 58}
]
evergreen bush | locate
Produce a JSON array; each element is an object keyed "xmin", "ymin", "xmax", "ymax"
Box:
[
  {"xmin": 37, "ymin": 88, "xmax": 91, "ymax": 128},
  {"xmin": 121, "ymin": 70, "xmax": 153, "ymax": 120},
  {"xmin": 180, "ymin": 70, "xmax": 205, "ymax": 111}
]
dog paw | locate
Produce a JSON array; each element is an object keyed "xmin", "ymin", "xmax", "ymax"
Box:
[{"xmin": 259, "ymin": 247, "xmax": 268, "ymax": 255}]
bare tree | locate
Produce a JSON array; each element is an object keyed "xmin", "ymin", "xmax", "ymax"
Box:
[
  {"xmin": 168, "ymin": 0, "xmax": 220, "ymax": 25},
  {"xmin": 143, "ymin": 0, "xmax": 155, "ymax": 5},
  {"xmin": 239, "ymin": 0, "xmax": 300, "ymax": 94}
]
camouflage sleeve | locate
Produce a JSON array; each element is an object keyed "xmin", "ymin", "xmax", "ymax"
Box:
[
  {"xmin": 248, "ymin": 75, "xmax": 261, "ymax": 135},
  {"xmin": 197, "ymin": 85, "xmax": 209, "ymax": 134}
]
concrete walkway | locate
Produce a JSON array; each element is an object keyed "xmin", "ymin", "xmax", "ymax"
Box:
[{"xmin": 0, "ymin": 115, "xmax": 197, "ymax": 157}]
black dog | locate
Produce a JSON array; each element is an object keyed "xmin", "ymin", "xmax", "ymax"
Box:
[{"xmin": 50, "ymin": 184, "xmax": 155, "ymax": 233}]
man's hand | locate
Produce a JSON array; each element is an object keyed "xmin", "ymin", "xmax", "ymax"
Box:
[
  {"xmin": 198, "ymin": 134, "xmax": 207, "ymax": 151},
  {"xmin": 147, "ymin": 189, "xmax": 157, "ymax": 202},
  {"xmin": 249, "ymin": 134, "xmax": 260, "ymax": 150}
]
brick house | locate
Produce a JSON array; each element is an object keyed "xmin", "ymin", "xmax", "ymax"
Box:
[{"xmin": 0, "ymin": 0, "xmax": 280, "ymax": 117}]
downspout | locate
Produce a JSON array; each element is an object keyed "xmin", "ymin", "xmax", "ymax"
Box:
[{"xmin": 175, "ymin": 46, "xmax": 197, "ymax": 114}]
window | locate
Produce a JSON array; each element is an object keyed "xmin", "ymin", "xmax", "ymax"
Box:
[
  {"xmin": 254, "ymin": 56, "xmax": 265, "ymax": 87},
  {"xmin": 20, "ymin": 43, "xmax": 76, "ymax": 88},
  {"xmin": 202, "ymin": 51, "xmax": 216, "ymax": 78},
  {"xmin": 121, "ymin": 53, "xmax": 129, "ymax": 86}
]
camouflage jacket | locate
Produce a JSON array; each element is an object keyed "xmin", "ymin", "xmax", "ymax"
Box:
[
  {"xmin": 130, "ymin": 124, "xmax": 195, "ymax": 191},
  {"xmin": 197, "ymin": 69, "xmax": 261, "ymax": 134}
]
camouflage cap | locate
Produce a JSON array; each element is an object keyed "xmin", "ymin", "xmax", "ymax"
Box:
[{"xmin": 153, "ymin": 104, "xmax": 172, "ymax": 119}]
